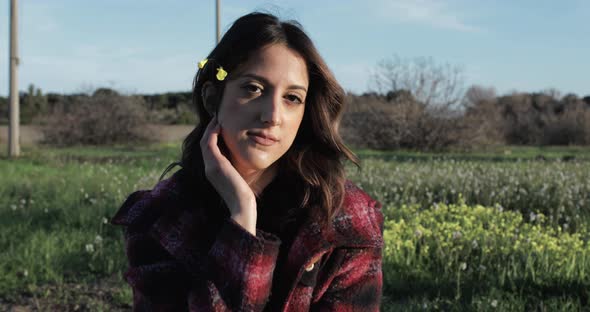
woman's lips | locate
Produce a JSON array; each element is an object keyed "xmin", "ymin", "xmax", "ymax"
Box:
[{"xmin": 248, "ymin": 133, "xmax": 278, "ymax": 146}]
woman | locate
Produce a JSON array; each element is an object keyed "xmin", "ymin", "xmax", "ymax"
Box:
[{"xmin": 111, "ymin": 12, "xmax": 384, "ymax": 311}]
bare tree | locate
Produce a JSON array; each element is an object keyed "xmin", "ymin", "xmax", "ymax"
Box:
[
  {"xmin": 462, "ymin": 85, "xmax": 497, "ymax": 108},
  {"xmin": 371, "ymin": 55, "xmax": 465, "ymax": 109},
  {"xmin": 541, "ymin": 87, "xmax": 562, "ymax": 100},
  {"xmin": 39, "ymin": 91, "xmax": 154, "ymax": 146},
  {"xmin": 460, "ymin": 85, "xmax": 504, "ymax": 146}
]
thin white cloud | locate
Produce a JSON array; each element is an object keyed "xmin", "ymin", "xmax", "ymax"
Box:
[{"xmin": 374, "ymin": 0, "xmax": 481, "ymax": 32}]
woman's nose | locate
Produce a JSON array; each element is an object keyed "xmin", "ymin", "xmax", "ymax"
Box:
[{"xmin": 259, "ymin": 93, "xmax": 282, "ymax": 126}]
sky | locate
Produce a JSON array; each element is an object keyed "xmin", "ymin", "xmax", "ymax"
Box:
[{"xmin": 0, "ymin": 0, "xmax": 589, "ymax": 97}]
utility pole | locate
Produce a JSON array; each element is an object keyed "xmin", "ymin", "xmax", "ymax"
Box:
[
  {"xmin": 9, "ymin": 0, "xmax": 20, "ymax": 157},
  {"xmin": 216, "ymin": 0, "xmax": 220, "ymax": 43}
]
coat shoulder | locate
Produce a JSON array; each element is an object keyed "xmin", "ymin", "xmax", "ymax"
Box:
[
  {"xmin": 330, "ymin": 180, "xmax": 384, "ymax": 248},
  {"xmin": 110, "ymin": 172, "xmax": 182, "ymax": 228}
]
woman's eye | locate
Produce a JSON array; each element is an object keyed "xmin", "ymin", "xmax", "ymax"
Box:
[
  {"xmin": 244, "ymin": 84, "xmax": 262, "ymax": 94},
  {"xmin": 286, "ymin": 94, "xmax": 303, "ymax": 104}
]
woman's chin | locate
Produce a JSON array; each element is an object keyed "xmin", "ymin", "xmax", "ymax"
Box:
[
  {"xmin": 234, "ymin": 152, "xmax": 278, "ymax": 173},
  {"xmin": 239, "ymin": 148, "xmax": 282, "ymax": 169}
]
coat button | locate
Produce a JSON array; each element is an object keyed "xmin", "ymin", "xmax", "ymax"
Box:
[{"xmin": 305, "ymin": 262, "xmax": 315, "ymax": 272}]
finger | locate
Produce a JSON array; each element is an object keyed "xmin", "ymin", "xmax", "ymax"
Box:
[
  {"xmin": 200, "ymin": 117, "xmax": 218, "ymax": 148},
  {"xmin": 207, "ymin": 123, "xmax": 225, "ymax": 160},
  {"xmin": 206, "ymin": 116, "xmax": 218, "ymax": 134},
  {"xmin": 201, "ymin": 118, "xmax": 226, "ymax": 165}
]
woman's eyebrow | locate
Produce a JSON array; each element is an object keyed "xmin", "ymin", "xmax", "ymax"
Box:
[{"xmin": 241, "ymin": 73, "xmax": 307, "ymax": 92}]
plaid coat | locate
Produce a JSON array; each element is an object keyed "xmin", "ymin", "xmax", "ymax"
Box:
[{"xmin": 111, "ymin": 170, "xmax": 384, "ymax": 311}]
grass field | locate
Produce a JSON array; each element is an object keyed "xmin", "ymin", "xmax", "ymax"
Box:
[{"xmin": 1, "ymin": 143, "xmax": 589, "ymax": 311}]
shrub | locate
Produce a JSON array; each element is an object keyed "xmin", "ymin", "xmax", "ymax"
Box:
[
  {"xmin": 495, "ymin": 92, "xmax": 590, "ymax": 146},
  {"xmin": 38, "ymin": 92, "xmax": 154, "ymax": 146},
  {"xmin": 542, "ymin": 102, "xmax": 590, "ymax": 145},
  {"xmin": 341, "ymin": 92, "xmax": 469, "ymax": 151},
  {"xmin": 147, "ymin": 105, "xmax": 198, "ymax": 125}
]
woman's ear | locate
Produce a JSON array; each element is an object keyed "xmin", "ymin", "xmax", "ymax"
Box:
[{"xmin": 201, "ymin": 82, "xmax": 219, "ymax": 117}]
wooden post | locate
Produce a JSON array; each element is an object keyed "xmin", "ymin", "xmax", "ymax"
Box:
[{"xmin": 9, "ymin": 0, "xmax": 20, "ymax": 157}]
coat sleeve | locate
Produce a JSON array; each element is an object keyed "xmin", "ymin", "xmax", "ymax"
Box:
[
  {"xmin": 112, "ymin": 190, "xmax": 282, "ymax": 311},
  {"xmin": 190, "ymin": 217, "xmax": 282, "ymax": 311},
  {"xmin": 310, "ymin": 246, "xmax": 383, "ymax": 312}
]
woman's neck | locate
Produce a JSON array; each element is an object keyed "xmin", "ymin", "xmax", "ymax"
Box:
[{"xmin": 237, "ymin": 163, "xmax": 278, "ymax": 197}]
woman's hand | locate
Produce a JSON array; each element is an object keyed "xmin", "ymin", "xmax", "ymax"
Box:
[{"xmin": 200, "ymin": 116, "xmax": 257, "ymax": 235}]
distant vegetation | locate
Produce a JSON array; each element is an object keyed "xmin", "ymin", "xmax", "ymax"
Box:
[
  {"xmin": 37, "ymin": 89, "xmax": 155, "ymax": 146},
  {"xmin": 342, "ymin": 88, "xmax": 590, "ymax": 150},
  {"xmin": 0, "ymin": 86, "xmax": 196, "ymax": 127},
  {"xmin": 343, "ymin": 55, "xmax": 590, "ymax": 150},
  {"xmin": 1, "ymin": 56, "xmax": 589, "ymax": 148}
]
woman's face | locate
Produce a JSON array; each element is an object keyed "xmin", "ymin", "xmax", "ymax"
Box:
[{"xmin": 217, "ymin": 44, "xmax": 309, "ymax": 176}]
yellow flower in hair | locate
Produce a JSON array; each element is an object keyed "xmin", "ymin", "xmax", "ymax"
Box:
[
  {"xmin": 216, "ymin": 67, "xmax": 228, "ymax": 81},
  {"xmin": 198, "ymin": 59, "xmax": 208, "ymax": 69}
]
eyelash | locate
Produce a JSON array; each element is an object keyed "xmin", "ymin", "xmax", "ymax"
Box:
[
  {"xmin": 286, "ymin": 94, "xmax": 303, "ymax": 104},
  {"xmin": 244, "ymin": 84, "xmax": 262, "ymax": 94},
  {"xmin": 243, "ymin": 83, "xmax": 303, "ymax": 104}
]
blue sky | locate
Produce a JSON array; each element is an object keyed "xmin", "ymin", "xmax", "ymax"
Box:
[{"xmin": 0, "ymin": 0, "xmax": 588, "ymax": 97}]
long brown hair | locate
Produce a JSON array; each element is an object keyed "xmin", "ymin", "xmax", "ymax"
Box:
[{"xmin": 163, "ymin": 12, "xmax": 359, "ymax": 229}]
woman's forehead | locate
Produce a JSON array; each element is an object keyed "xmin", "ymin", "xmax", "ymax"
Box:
[{"xmin": 232, "ymin": 44, "xmax": 309, "ymax": 87}]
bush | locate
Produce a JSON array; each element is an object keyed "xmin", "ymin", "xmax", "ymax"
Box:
[
  {"xmin": 341, "ymin": 92, "xmax": 469, "ymax": 151},
  {"xmin": 38, "ymin": 92, "xmax": 154, "ymax": 146},
  {"xmin": 460, "ymin": 99, "xmax": 505, "ymax": 147},
  {"xmin": 147, "ymin": 105, "xmax": 198, "ymax": 125},
  {"xmin": 461, "ymin": 90, "xmax": 590, "ymax": 146},
  {"xmin": 542, "ymin": 102, "xmax": 590, "ymax": 145}
]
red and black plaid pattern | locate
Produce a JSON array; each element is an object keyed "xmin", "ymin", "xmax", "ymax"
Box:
[{"xmin": 111, "ymin": 170, "xmax": 384, "ymax": 311}]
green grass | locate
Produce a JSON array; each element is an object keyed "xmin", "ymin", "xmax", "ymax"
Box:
[
  {"xmin": 1, "ymin": 143, "xmax": 589, "ymax": 310},
  {"xmin": 0, "ymin": 144, "xmax": 177, "ymax": 309}
]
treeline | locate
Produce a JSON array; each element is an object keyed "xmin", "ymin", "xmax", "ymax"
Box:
[
  {"xmin": 0, "ymin": 85, "xmax": 196, "ymax": 125},
  {"xmin": 341, "ymin": 88, "xmax": 590, "ymax": 150},
  {"xmin": 1, "ymin": 84, "xmax": 589, "ymax": 149}
]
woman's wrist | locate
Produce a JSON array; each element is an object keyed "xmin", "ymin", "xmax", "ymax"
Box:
[
  {"xmin": 231, "ymin": 212, "xmax": 257, "ymax": 236},
  {"xmin": 229, "ymin": 194, "xmax": 257, "ymax": 235}
]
